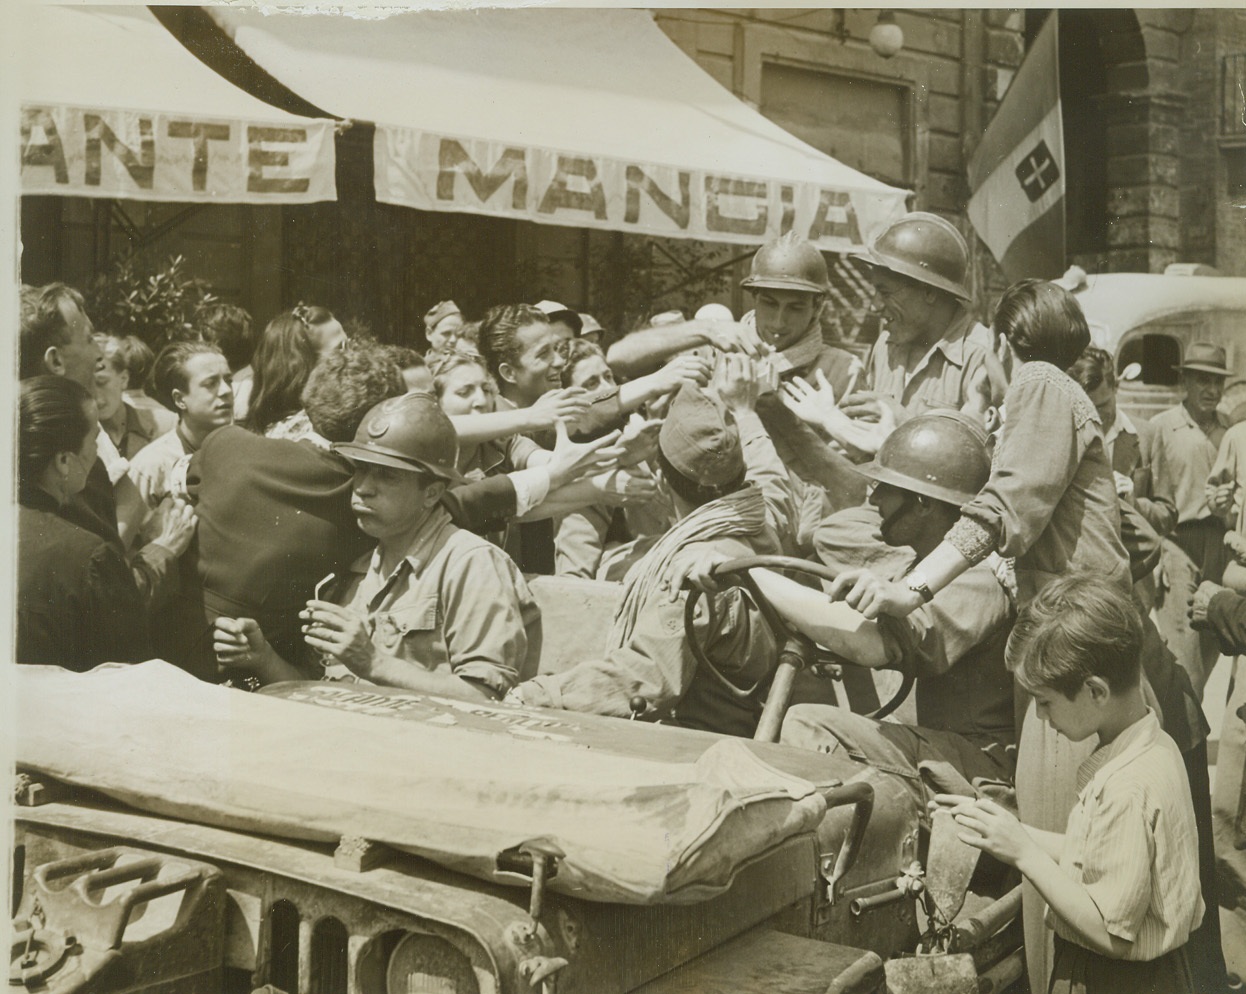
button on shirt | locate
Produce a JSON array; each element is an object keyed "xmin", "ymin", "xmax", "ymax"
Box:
[
  {"xmin": 1151, "ymin": 404, "xmax": 1228, "ymax": 525},
  {"xmin": 334, "ymin": 507, "xmax": 541, "ymax": 698},
  {"xmin": 1049, "ymin": 709, "xmax": 1203, "ymax": 959}
]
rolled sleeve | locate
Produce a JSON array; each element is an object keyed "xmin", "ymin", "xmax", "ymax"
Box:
[{"xmin": 441, "ymin": 546, "xmax": 540, "ymax": 697}]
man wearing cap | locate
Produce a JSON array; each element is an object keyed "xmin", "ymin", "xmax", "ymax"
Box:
[
  {"xmin": 424, "ymin": 300, "xmax": 466, "ymax": 353},
  {"xmin": 533, "ymin": 300, "xmax": 583, "ymax": 345},
  {"xmin": 214, "ymin": 391, "xmax": 541, "ymax": 700},
  {"xmin": 1152, "ymin": 342, "xmax": 1234, "ymax": 587},
  {"xmin": 508, "ymin": 382, "xmax": 786, "ymax": 737},
  {"xmin": 838, "ymin": 212, "xmax": 1003, "ymax": 461}
]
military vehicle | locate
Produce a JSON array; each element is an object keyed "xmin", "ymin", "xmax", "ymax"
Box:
[{"xmin": 12, "ymin": 560, "xmax": 1024, "ymax": 994}]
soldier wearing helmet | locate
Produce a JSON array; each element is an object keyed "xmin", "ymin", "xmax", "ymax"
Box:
[
  {"xmin": 729, "ymin": 412, "xmax": 1016, "ymax": 790},
  {"xmin": 821, "ymin": 212, "xmax": 1005, "ymax": 462},
  {"xmin": 213, "ymin": 391, "xmax": 542, "ymax": 700}
]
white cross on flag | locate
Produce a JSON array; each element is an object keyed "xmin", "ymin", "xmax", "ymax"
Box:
[{"xmin": 967, "ymin": 13, "xmax": 1065, "ymax": 281}]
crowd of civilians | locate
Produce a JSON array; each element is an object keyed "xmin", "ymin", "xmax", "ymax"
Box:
[{"xmin": 16, "ymin": 213, "xmax": 1245, "ymax": 992}]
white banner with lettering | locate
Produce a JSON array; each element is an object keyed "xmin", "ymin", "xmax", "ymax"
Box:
[
  {"xmin": 375, "ymin": 127, "xmax": 907, "ymax": 252},
  {"xmin": 21, "ymin": 104, "xmax": 337, "ymax": 204}
]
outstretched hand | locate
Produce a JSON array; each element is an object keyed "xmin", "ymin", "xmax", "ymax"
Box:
[
  {"xmin": 780, "ymin": 368, "xmax": 841, "ymax": 428},
  {"xmin": 543, "ymin": 419, "xmax": 624, "ymax": 489},
  {"xmin": 530, "ymin": 387, "xmax": 591, "ymax": 428}
]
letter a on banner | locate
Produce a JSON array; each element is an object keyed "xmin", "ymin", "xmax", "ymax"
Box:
[{"xmin": 966, "ymin": 12, "xmax": 1065, "ymax": 281}]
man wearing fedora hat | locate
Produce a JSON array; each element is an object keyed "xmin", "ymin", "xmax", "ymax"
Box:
[{"xmin": 1152, "ymin": 342, "xmax": 1234, "ymax": 588}]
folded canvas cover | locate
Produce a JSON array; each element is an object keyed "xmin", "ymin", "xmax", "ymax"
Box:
[{"xmin": 16, "ymin": 662, "xmax": 829, "ymax": 905}]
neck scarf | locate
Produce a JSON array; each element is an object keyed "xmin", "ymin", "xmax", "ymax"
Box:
[{"xmin": 608, "ymin": 485, "xmax": 766, "ymax": 651}]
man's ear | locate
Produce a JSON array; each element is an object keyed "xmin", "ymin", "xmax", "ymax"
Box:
[
  {"xmin": 43, "ymin": 345, "xmax": 65, "ymax": 377},
  {"xmin": 423, "ymin": 480, "xmax": 448, "ymax": 508},
  {"xmin": 171, "ymin": 387, "xmax": 187, "ymax": 412},
  {"xmin": 497, "ymin": 362, "xmax": 519, "ymax": 387}
]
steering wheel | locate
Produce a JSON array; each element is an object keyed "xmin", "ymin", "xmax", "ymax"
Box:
[{"xmin": 682, "ymin": 555, "xmax": 915, "ymax": 730}]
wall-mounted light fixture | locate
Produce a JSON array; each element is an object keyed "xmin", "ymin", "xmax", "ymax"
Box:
[
  {"xmin": 831, "ymin": 9, "xmax": 906, "ymax": 59},
  {"xmin": 869, "ymin": 11, "xmax": 905, "ymax": 59}
]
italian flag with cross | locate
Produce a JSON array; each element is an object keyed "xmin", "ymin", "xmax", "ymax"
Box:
[{"xmin": 967, "ymin": 13, "xmax": 1065, "ymax": 281}]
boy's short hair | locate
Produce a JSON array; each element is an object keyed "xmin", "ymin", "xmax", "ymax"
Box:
[{"xmin": 1006, "ymin": 572, "xmax": 1142, "ymax": 699}]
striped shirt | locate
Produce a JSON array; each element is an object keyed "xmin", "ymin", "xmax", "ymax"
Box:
[{"xmin": 1047, "ymin": 709, "xmax": 1203, "ymax": 960}]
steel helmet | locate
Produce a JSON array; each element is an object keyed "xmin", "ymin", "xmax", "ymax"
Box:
[
  {"xmin": 740, "ymin": 232, "xmax": 829, "ymax": 295},
  {"xmin": 859, "ymin": 412, "xmax": 990, "ymax": 506},
  {"xmin": 333, "ymin": 392, "xmax": 465, "ymax": 483},
  {"xmin": 853, "ymin": 212, "xmax": 971, "ymax": 301}
]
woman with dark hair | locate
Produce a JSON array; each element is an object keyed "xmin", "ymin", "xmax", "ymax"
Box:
[
  {"xmin": 18, "ymin": 376, "xmax": 150, "ymax": 669},
  {"xmin": 833, "ymin": 278, "xmax": 1128, "ymax": 613},
  {"xmin": 244, "ymin": 309, "xmax": 320, "ymax": 437}
]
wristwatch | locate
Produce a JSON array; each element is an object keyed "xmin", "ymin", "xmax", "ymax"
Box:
[{"xmin": 905, "ymin": 572, "xmax": 935, "ymax": 604}]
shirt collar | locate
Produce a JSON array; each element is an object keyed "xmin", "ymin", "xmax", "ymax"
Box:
[
  {"xmin": 1104, "ymin": 409, "xmax": 1136, "ymax": 446},
  {"xmin": 1175, "ymin": 403, "xmax": 1228, "ymax": 433},
  {"xmin": 350, "ymin": 505, "xmax": 455, "ymax": 585},
  {"xmin": 1076, "ymin": 708, "xmax": 1160, "ymax": 798}
]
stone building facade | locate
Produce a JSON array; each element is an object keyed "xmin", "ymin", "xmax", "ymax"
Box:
[{"xmin": 18, "ymin": 9, "xmax": 1246, "ymax": 343}]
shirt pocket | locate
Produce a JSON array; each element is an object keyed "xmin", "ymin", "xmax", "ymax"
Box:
[{"xmin": 374, "ymin": 597, "xmax": 439, "ymax": 656}]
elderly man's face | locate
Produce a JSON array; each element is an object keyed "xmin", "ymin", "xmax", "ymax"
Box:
[{"xmin": 1184, "ymin": 370, "xmax": 1226, "ymax": 421}]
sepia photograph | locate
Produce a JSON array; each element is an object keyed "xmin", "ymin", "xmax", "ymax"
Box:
[{"xmin": 6, "ymin": 4, "xmax": 1246, "ymax": 992}]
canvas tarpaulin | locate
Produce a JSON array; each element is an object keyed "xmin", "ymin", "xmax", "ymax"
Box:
[
  {"xmin": 16, "ymin": 662, "xmax": 828, "ymax": 905},
  {"xmin": 17, "ymin": 5, "xmax": 336, "ymax": 204},
  {"xmin": 205, "ymin": 7, "xmax": 908, "ymax": 252}
]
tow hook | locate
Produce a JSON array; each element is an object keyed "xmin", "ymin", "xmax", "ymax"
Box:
[{"xmin": 518, "ymin": 954, "xmax": 570, "ymax": 994}]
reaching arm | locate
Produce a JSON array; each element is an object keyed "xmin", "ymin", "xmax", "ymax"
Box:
[
  {"xmin": 607, "ymin": 320, "xmax": 768, "ymax": 379},
  {"xmin": 750, "ymin": 569, "xmax": 889, "ymax": 668},
  {"xmin": 450, "ymin": 388, "xmax": 589, "ymax": 444}
]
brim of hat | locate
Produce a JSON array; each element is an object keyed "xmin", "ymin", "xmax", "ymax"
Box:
[
  {"xmin": 332, "ymin": 442, "xmax": 465, "ymax": 484},
  {"xmin": 739, "ymin": 275, "xmax": 827, "ymax": 293},
  {"xmin": 1174, "ymin": 363, "xmax": 1232, "ymax": 376},
  {"xmin": 850, "ymin": 251, "xmax": 971, "ymax": 302},
  {"xmin": 858, "ymin": 460, "xmax": 977, "ymax": 507},
  {"xmin": 544, "ymin": 310, "xmax": 583, "ymax": 333}
]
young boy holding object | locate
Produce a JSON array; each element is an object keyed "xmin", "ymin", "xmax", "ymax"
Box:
[{"xmin": 934, "ymin": 572, "xmax": 1203, "ymax": 993}]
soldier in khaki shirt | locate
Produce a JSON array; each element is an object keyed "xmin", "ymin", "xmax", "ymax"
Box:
[{"xmin": 214, "ymin": 393, "xmax": 541, "ymax": 700}]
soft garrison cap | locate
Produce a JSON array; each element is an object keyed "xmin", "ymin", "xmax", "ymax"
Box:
[
  {"xmin": 853, "ymin": 212, "xmax": 971, "ymax": 301},
  {"xmin": 859, "ymin": 411, "xmax": 990, "ymax": 506},
  {"xmin": 333, "ymin": 392, "xmax": 465, "ymax": 483},
  {"xmin": 658, "ymin": 385, "xmax": 744, "ymax": 488},
  {"xmin": 534, "ymin": 300, "xmax": 584, "ymax": 335}
]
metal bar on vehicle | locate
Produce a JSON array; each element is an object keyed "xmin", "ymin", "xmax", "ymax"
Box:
[
  {"xmin": 950, "ymin": 884, "xmax": 1022, "ymax": 952},
  {"xmin": 821, "ymin": 781, "xmax": 875, "ymax": 904}
]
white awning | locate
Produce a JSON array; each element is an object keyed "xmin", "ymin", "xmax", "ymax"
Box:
[
  {"xmin": 207, "ymin": 7, "xmax": 908, "ymax": 252},
  {"xmin": 18, "ymin": 5, "xmax": 336, "ymax": 204}
]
